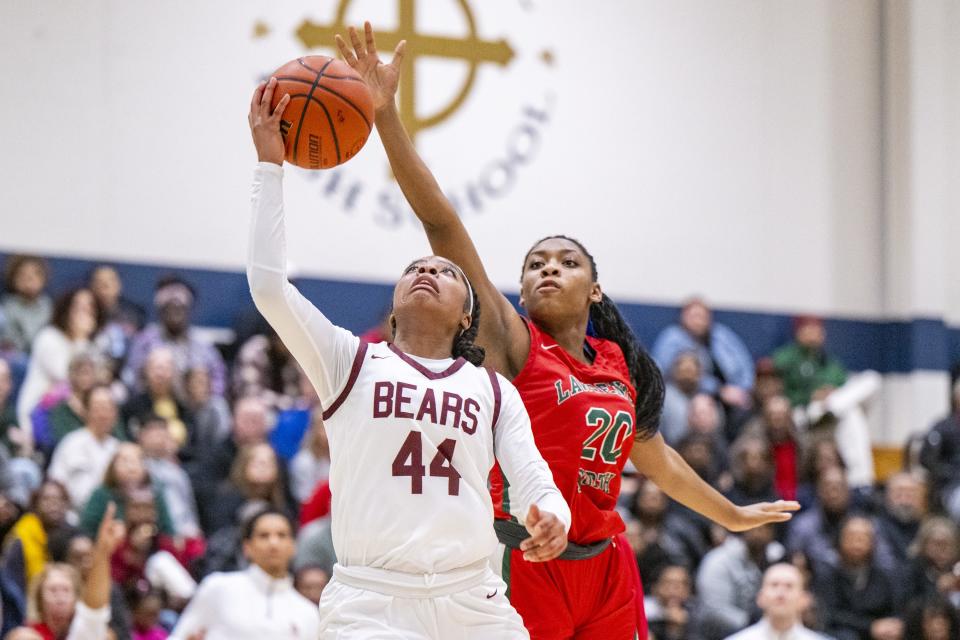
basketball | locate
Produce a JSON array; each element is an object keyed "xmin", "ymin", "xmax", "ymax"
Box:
[{"xmin": 269, "ymin": 55, "xmax": 375, "ymax": 170}]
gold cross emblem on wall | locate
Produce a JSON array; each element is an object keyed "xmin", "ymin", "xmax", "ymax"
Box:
[{"xmin": 295, "ymin": 0, "xmax": 515, "ymax": 143}]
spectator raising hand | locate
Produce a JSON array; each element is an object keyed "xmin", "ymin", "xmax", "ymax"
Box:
[{"xmin": 90, "ymin": 502, "xmax": 126, "ymax": 600}]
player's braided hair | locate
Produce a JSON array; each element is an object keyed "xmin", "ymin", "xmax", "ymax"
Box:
[
  {"xmin": 452, "ymin": 286, "xmax": 485, "ymax": 366},
  {"xmin": 523, "ymin": 235, "xmax": 664, "ymax": 440}
]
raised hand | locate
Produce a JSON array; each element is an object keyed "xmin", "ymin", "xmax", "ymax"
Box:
[
  {"xmin": 248, "ymin": 77, "xmax": 291, "ymax": 165},
  {"xmin": 95, "ymin": 502, "xmax": 127, "ymax": 556},
  {"xmin": 520, "ymin": 504, "xmax": 568, "ymax": 562},
  {"xmin": 335, "ymin": 21, "xmax": 406, "ymax": 112},
  {"xmin": 726, "ymin": 500, "xmax": 801, "ymax": 532}
]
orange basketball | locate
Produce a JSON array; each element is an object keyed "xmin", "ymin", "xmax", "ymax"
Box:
[{"xmin": 269, "ymin": 55, "xmax": 375, "ymax": 170}]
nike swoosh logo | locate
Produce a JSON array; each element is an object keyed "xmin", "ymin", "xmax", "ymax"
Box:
[
  {"xmin": 541, "ymin": 344, "xmax": 560, "ymax": 350},
  {"xmin": 371, "ymin": 355, "xmax": 391, "ymax": 360},
  {"xmin": 485, "ymin": 590, "xmax": 497, "ymax": 599}
]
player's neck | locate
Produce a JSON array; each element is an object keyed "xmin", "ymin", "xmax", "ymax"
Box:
[
  {"xmin": 540, "ymin": 319, "xmax": 592, "ymax": 365},
  {"xmin": 393, "ymin": 331, "xmax": 455, "ymax": 361}
]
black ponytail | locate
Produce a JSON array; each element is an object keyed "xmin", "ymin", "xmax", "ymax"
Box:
[
  {"xmin": 524, "ymin": 235, "xmax": 664, "ymax": 440},
  {"xmin": 452, "ymin": 287, "xmax": 485, "ymax": 366},
  {"xmin": 589, "ymin": 294, "xmax": 664, "ymax": 440}
]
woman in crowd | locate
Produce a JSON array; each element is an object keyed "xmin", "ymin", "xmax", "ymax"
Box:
[
  {"xmin": 905, "ymin": 516, "xmax": 960, "ymax": 606},
  {"xmin": 183, "ymin": 367, "xmax": 230, "ymax": 451},
  {"xmin": 79, "ymin": 443, "xmax": 174, "ymax": 539},
  {"xmin": 903, "ymin": 596, "xmax": 960, "ymax": 640},
  {"xmin": 202, "ymin": 443, "xmax": 289, "ymax": 537},
  {"xmin": 26, "ymin": 564, "xmax": 84, "ymax": 640},
  {"xmin": 88, "ymin": 265, "xmax": 145, "ymax": 375},
  {"xmin": 17, "ymin": 289, "xmax": 104, "ymax": 451}
]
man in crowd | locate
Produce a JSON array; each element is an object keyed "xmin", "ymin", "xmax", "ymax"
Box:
[
  {"xmin": 696, "ymin": 524, "xmax": 783, "ymax": 640},
  {"xmin": 724, "ymin": 563, "xmax": 830, "ymax": 639},
  {"xmin": 47, "ymin": 385, "xmax": 120, "ymax": 508},
  {"xmin": 645, "ymin": 564, "xmax": 700, "ymax": 640},
  {"xmin": 139, "ymin": 414, "xmax": 202, "ymax": 538},
  {"xmin": 812, "ymin": 516, "xmax": 902, "ymax": 640},
  {"xmin": 190, "ymin": 396, "xmax": 272, "ymax": 496},
  {"xmin": 122, "ymin": 275, "xmax": 227, "ymax": 396},
  {"xmin": 919, "ymin": 379, "xmax": 960, "ymax": 518},
  {"xmin": 785, "ymin": 466, "xmax": 892, "ymax": 569},
  {"xmin": 653, "ymin": 297, "xmax": 755, "ymax": 414},
  {"xmin": 659, "ymin": 351, "xmax": 704, "ymax": 445},
  {"xmin": 874, "ymin": 472, "xmax": 926, "ymax": 570}
]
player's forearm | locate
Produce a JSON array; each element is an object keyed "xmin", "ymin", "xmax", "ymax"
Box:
[
  {"xmin": 629, "ymin": 434, "xmax": 738, "ymax": 530},
  {"xmin": 246, "ymin": 165, "xmax": 310, "ymax": 347},
  {"xmin": 375, "ymin": 103, "xmax": 517, "ymax": 348},
  {"xmin": 375, "ymin": 104, "xmax": 458, "ymax": 230},
  {"xmin": 247, "ymin": 162, "xmax": 291, "ymax": 299},
  {"xmin": 505, "ymin": 460, "xmax": 571, "ymax": 534},
  {"xmin": 246, "ymin": 163, "xmax": 354, "ymax": 402},
  {"xmin": 81, "ymin": 546, "xmax": 112, "ymax": 610}
]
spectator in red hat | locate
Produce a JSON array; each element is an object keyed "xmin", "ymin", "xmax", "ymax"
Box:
[
  {"xmin": 773, "ymin": 317, "xmax": 845, "ymax": 408},
  {"xmin": 773, "ymin": 317, "xmax": 879, "ymax": 489},
  {"xmin": 752, "ymin": 358, "xmax": 785, "ymax": 411}
]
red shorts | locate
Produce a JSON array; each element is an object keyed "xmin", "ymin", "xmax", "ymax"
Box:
[{"xmin": 497, "ymin": 534, "xmax": 648, "ymax": 640}]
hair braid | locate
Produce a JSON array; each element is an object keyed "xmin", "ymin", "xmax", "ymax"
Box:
[
  {"xmin": 589, "ymin": 294, "xmax": 664, "ymax": 440},
  {"xmin": 524, "ymin": 235, "xmax": 664, "ymax": 440},
  {"xmin": 452, "ymin": 287, "xmax": 485, "ymax": 366}
]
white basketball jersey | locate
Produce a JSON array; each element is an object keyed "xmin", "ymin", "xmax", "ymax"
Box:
[{"xmin": 322, "ymin": 341, "xmax": 504, "ymax": 574}]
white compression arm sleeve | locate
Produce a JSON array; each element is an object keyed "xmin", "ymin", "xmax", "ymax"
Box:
[{"xmin": 246, "ymin": 162, "xmax": 359, "ymax": 405}]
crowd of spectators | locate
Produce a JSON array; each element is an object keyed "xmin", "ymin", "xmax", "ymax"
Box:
[
  {"xmin": 0, "ymin": 256, "xmax": 957, "ymax": 640},
  {"xmin": 633, "ymin": 297, "xmax": 960, "ymax": 640},
  {"xmin": 0, "ymin": 256, "xmax": 330, "ymax": 638}
]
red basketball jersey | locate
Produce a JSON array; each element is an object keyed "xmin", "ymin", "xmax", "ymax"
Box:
[{"xmin": 491, "ymin": 319, "xmax": 637, "ymax": 544}]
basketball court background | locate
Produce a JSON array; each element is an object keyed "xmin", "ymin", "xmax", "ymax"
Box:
[{"xmin": 1, "ymin": 0, "xmax": 958, "ymax": 447}]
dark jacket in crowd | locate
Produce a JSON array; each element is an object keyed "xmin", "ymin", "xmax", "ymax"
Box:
[{"xmin": 812, "ymin": 558, "xmax": 900, "ymax": 640}]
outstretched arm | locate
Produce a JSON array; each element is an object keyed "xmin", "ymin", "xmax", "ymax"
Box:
[
  {"xmin": 629, "ymin": 433, "xmax": 799, "ymax": 531},
  {"xmin": 67, "ymin": 503, "xmax": 124, "ymax": 639},
  {"xmin": 246, "ymin": 79, "xmax": 359, "ymax": 404},
  {"xmin": 337, "ymin": 23, "xmax": 530, "ymax": 377}
]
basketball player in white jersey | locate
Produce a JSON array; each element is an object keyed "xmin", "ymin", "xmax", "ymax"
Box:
[{"xmin": 247, "ymin": 79, "xmax": 571, "ymax": 639}]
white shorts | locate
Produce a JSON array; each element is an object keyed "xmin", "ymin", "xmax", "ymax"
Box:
[{"xmin": 318, "ymin": 561, "xmax": 529, "ymax": 639}]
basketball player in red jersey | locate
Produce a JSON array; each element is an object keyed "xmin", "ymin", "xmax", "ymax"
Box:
[{"xmin": 338, "ymin": 24, "xmax": 800, "ymax": 639}]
